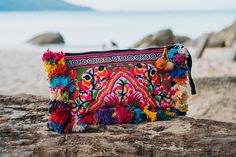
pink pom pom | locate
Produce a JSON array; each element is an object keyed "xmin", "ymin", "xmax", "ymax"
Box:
[{"xmin": 115, "ymin": 107, "xmax": 133, "ymax": 124}]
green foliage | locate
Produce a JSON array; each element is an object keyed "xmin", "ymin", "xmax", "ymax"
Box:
[
  {"xmin": 84, "ymin": 102, "xmax": 91, "ymax": 108},
  {"xmin": 93, "ymin": 90, "xmax": 99, "ymax": 98},
  {"xmin": 154, "ymin": 96, "xmax": 160, "ymax": 103},
  {"xmin": 75, "ymin": 98, "xmax": 81, "ymax": 105},
  {"xmin": 76, "ymin": 68, "xmax": 87, "ymax": 81},
  {"xmin": 147, "ymin": 86, "xmax": 153, "ymax": 94}
]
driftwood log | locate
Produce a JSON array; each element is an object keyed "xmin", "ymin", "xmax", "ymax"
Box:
[{"xmin": 0, "ymin": 93, "xmax": 236, "ymax": 157}]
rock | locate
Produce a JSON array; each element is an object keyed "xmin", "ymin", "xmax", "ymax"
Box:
[
  {"xmin": 28, "ymin": 32, "xmax": 65, "ymax": 45},
  {"xmin": 207, "ymin": 34, "xmax": 226, "ymax": 47},
  {"xmin": 133, "ymin": 34, "xmax": 153, "ymax": 48},
  {"xmin": 184, "ymin": 33, "xmax": 213, "ymax": 47},
  {"xmin": 185, "ymin": 21, "xmax": 236, "ymax": 48},
  {"xmin": 134, "ymin": 21, "xmax": 236, "ymax": 48},
  {"xmin": 193, "ymin": 33, "xmax": 212, "ymax": 58},
  {"xmin": 207, "ymin": 21, "xmax": 236, "ymax": 47},
  {"xmin": 183, "ymin": 39, "xmax": 197, "ymax": 47},
  {"xmin": 173, "ymin": 35, "xmax": 191, "ymax": 43},
  {"xmin": 149, "ymin": 29, "xmax": 174, "ymax": 46},
  {"xmin": 134, "ymin": 29, "xmax": 175, "ymax": 47},
  {"xmin": 134, "ymin": 29, "xmax": 191, "ymax": 48},
  {"xmin": 0, "ymin": 93, "xmax": 236, "ymax": 156}
]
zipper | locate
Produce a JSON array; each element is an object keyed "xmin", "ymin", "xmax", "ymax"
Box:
[{"xmin": 64, "ymin": 44, "xmax": 178, "ymax": 56}]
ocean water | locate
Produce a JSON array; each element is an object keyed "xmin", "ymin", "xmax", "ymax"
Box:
[{"xmin": 0, "ymin": 11, "xmax": 236, "ymax": 49}]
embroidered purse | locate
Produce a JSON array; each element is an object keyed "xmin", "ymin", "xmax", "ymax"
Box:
[{"xmin": 42, "ymin": 44, "xmax": 196, "ymax": 134}]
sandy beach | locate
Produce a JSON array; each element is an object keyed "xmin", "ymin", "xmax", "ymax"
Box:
[{"xmin": 0, "ymin": 46, "xmax": 235, "ymax": 123}]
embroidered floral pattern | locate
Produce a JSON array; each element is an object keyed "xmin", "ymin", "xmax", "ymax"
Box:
[{"xmin": 43, "ymin": 44, "xmax": 194, "ymax": 134}]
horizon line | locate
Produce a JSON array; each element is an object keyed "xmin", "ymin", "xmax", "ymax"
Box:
[{"xmin": 0, "ymin": 8, "xmax": 236, "ymax": 12}]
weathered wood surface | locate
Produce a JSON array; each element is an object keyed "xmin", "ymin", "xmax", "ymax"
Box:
[{"xmin": 0, "ymin": 93, "xmax": 236, "ymax": 157}]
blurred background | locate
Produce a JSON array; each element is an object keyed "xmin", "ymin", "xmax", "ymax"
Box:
[{"xmin": 0, "ymin": 0, "xmax": 235, "ymax": 122}]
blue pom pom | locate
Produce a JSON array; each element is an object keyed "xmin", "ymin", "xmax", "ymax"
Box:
[
  {"xmin": 50, "ymin": 75, "xmax": 71, "ymax": 88},
  {"xmin": 48, "ymin": 122, "xmax": 65, "ymax": 134},
  {"xmin": 69, "ymin": 85, "xmax": 76, "ymax": 92},
  {"xmin": 168, "ymin": 44, "xmax": 183, "ymax": 62},
  {"xmin": 170, "ymin": 108, "xmax": 179, "ymax": 116},
  {"xmin": 48, "ymin": 114, "xmax": 71, "ymax": 134},
  {"xmin": 133, "ymin": 108, "xmax": 146, "ymax": 124},
  {"xmin": 169, "ymin": 67, "xmax": 187, "ymax": 78}
]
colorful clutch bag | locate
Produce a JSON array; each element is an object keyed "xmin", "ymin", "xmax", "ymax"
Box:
[{"xmin": 42, "ymin": 44, "xmax": 196, "ymax": 134}]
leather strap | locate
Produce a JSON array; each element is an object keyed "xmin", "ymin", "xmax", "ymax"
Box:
[{"xmin": 186, "ymin": 49, "xmax": 196, "ymax": 95}]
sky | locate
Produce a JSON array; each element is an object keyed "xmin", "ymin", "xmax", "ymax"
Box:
[{"xmin": 65, "ymin": 0, "xmax": 236, "ymax": 11}]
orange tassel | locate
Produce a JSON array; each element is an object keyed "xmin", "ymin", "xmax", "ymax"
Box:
[
  {"xmin": 156, "ymin": 48, "xmax": 168, "ymax": 70},
  {"xmin": 173, "ymin": 75, "xmax": 187, "ymax": 85}
]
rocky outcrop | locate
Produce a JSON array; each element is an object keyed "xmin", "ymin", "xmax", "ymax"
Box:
[
  {"xmin": 134, "ymin": 21, "xmax": 236, "ymax": 48},
  {"xmin": 134, "ymin": 29, "xmax": 190, "ymax": 48},
  {"xmin": 173, "ymin": 35, "xmax": 191, "ymax": 44},
  {"xmin": 185, "ymin": 21, "xmax": 236, "ymax": 47},
  {"xmin": 207, "ymin": 21, "xmax": 236, "ymax": 47},
  {"xmin": 28, "ymin": 32, "xmax": 65, "ymax": 45},
  {"xmin": 0, "ymin": 94, "xmax": 236, "ymax": 156},
  {"xmin": 0, "ymin": 0, "xmax": 93, "ymax": 11}
]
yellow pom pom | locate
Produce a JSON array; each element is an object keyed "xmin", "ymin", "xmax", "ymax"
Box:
[
  {"xmin": 144, "ymin": 106, "xmax": 157, "ymax": 122},
  {"xmin": 166, "ymin": 107, "xmax": 170, "ymax": 111},
  {"xmin": 43, "ymin": 62, "xmax": 57, "ymax": 73},
  {"xmin": 165, "ymin": 111, "xmax": 176, "ymax": 118},
  {"xmin": 43, "ymin": 58, "xmax": 65, "ymax": 75},
  {"xmin": 179, "ymin": 104, "xmax": 188, "ymax": 113},
  {"xmin": 57, "ymin": 58, "xmax": 65, "ymax": 66}
]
